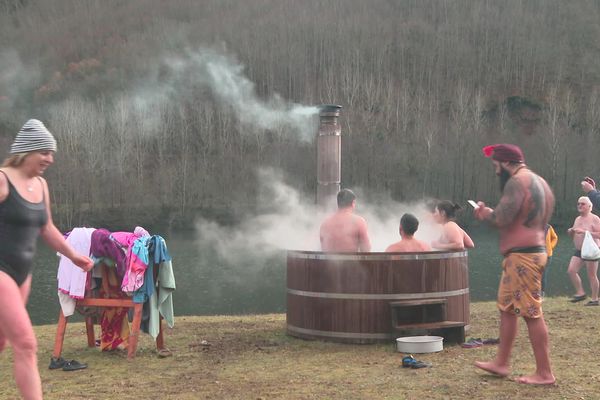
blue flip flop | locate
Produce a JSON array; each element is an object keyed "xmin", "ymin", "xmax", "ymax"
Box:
[
  {"xmin": 402, "ymin": 355, "xmax": 431, "ymax": 369},
  {"xmin": 402, "ymin": 355, "xmax": 416, "ymax": 368}
]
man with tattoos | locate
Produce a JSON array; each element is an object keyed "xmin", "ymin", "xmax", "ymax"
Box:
[{"xmin": 472, "ymin": 144, "xmax": 556, "ymax": 386}]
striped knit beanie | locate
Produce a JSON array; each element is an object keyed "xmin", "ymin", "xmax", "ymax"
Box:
[{"xmin": 10, "ymin": 119, "xmax": 57, "ymax": 154}]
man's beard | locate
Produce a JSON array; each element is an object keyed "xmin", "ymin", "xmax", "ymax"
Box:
[{"xmin": 499, "ymin": 167, "xmax": 511, "ymax": 192}]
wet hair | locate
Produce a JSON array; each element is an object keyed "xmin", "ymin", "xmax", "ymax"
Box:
[
  {"xmin": 436, "ymin": 200, "xmax": 462, "ymax": 220},
  {"xmin": 400, "ymin": 213, "xmax": 419, "ymax": 236},
  {"xmin": 337, "ymin": 189, "xmax": 356, "ymax": 208}
]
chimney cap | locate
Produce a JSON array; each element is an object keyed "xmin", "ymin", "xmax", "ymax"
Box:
[{"xmin": 319, "ymin": 104, "xmax": 342, "ymax": 115}]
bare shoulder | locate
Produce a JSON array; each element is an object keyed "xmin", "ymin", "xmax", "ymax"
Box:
[
  {"xmin": 505, "ymin": 174, "xmax": 526, "ymax": 191},
  {"xmin": 0, "ymin": 168, "xmax": 8, "ymax": 201},
  {"xmin": 38, "ymin": 176, "xmax": 49, "ymax": 186},
  {"xmin": 537, "ymin": 173, "xmax": 551, "ymax": 187},
  {"xmin": 445, "ymin": 221, "xmax": 461, "ymax": 232},
  {"xmin": 385, "ymin": 243, "xmax": 399, "ymax": 252},
  {"xmin": 319, "ymin": 217, "xmax": 330, "ymax": 231},
  {"xmin": 531, "ymin": 172, "xmax": 554, "ymax": 196},
  {"xmin": 355, "ymin": 214, "xmax": 368, "ymax": 225},
  {"xmin": 419, "ymin": 241, "xmax": 432, "ymax": 251}
]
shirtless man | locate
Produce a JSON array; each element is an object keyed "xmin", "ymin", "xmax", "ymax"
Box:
[
  {"xmin": 386, "ymin": 213, "xmax": 431, "ymax": 252},
  {"xmin": 473, "ymin": 143, "xmax": 555, "ymax": 386},
  {"xmin": 566, "ymin": 196, "xmax": 600, "ymax": 305},
  {"xmin": 320, "ymin": 189, "xmax": 371, "ymax": 252}
]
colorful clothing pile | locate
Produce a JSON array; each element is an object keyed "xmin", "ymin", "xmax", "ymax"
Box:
[{"xmin": 56, "ymin": 226, "xmax": 175, "ymax": 349}]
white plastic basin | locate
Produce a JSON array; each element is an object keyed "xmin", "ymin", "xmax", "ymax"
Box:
[{"xmin": 396, "ymin": 336, "xmax": 443, "ymax": 353}]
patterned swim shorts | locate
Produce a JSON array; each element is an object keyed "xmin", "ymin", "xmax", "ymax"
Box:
[{"xmin": 497, "ymin": 252, "xmax": 547, "ymax": 318}]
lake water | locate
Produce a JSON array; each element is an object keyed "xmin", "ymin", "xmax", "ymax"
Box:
[{"xmin": 28, "ymin": 226, "xmax": 577, "ymax": 325}]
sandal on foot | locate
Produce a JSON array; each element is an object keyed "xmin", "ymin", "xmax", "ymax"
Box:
[
  {"xmin": 157, "ymin": 348, "xmax": 172, "ymax": 358},
  {"xmin": 570, "ymin": 294, "xmax": 587, "ymax": 303},
  {"xmin": 62, "ymin": 360, "xmax": 88, "ymax": 371},
  {"xmin": 584, "ymin": 300, "xmax": 599, "ymax": 306}
]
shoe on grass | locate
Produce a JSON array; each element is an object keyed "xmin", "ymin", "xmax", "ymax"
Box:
[
  {"xmin": 570, "ymin": 294, "xmax": 587, "ymax": 303},
  {"xmin": 461, "ymin": 338, "xmax": 483, "ymax": 348},
  {"xmin": 48, "ymin": 357, "xmax": 66, "ymax": 370}
]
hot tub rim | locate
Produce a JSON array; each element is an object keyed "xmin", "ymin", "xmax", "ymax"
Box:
[{"xmin": 287, "ymin": 249, "xmax": 468, "ymax": 261}]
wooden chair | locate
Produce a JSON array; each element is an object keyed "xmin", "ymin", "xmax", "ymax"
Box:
[{"xmin": 52, "ymin": 262, "xmax": 166, "ymax": 360}]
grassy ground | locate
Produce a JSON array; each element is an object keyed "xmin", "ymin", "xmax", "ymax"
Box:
[{"xmin": 0, "ymin": 298, "xmax": 598, "ymax": 399}]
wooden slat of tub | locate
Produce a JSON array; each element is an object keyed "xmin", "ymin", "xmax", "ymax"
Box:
[
  {"xmin": 287, "ymin": 294, "xmax": 392, "ymax": 334},
  {"xmin": 286, "ymin": 252, "xmax": 470, "ymax": 343},
  {"xmin": 288, "ymin": 257, "xmax": 468, "ymax": 294},
  {"xmin": 287, "ymin": 293, "xmax": 469, "ymax": 333}
]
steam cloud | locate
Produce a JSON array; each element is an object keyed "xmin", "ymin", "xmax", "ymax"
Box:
[
  {"xmin": 0, "ymin": 49, "xmax": 40, "ymax": 116},
  {"xmin": 167, "ymin": 48, "xmax": 319, "ymax": 141},
  {"xmin": 196, "ymin": 168, "xmax": 444, "ymax": 268},
  {"xmin": 2, "ymin": 47, "xmax": 319, "ymax": 142}
]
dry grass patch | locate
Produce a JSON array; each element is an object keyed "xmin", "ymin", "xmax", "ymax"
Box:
[{"xmin": 0, "ymin": 298, "xmax": 598, "ymax": 399}]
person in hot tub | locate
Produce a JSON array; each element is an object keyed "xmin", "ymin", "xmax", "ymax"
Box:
[
  {"xmin": 431, "ymin": 200, "xmax": 475, "ymax": 251},
  {"xmin": 386, "ymin": 213, "xmax": 431, "ymax": 252},
  {"xmin": 320, "ymin": 189, "xmax": 371, "ymax": 252}
]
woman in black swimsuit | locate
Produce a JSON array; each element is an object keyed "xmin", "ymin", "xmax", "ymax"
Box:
[{"xmin": 0, "ymin": 119, "xmax": 93, "ymax": 400}]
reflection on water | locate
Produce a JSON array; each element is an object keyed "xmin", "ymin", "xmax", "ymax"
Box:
[{"xmin": 28, "ymin": 227, "xmax": 575, "ymax": 325}]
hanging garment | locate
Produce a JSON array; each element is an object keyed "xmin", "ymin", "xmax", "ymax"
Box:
[
  {"xmin": 99, "ymin": 266, "xmax": 130, "ymax": 351},
  {"xmin": 91, "ymin": 229, "xmax": 127, "ymax": 278},
  {"xmin": 149, "ymin": 258, "xmax": 176, "ymax": 339},
  {"xmin": 57, "ymin": 227, "xmax": 96, "ymax": 315},
  {"xmin": 121, "ymin": 236, "xmax": 150, "ymax": 293}
]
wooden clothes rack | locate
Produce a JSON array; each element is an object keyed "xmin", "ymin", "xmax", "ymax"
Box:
[{"xmin": 52, "ymin": 262, "xmax": 166, "ymax": 360}]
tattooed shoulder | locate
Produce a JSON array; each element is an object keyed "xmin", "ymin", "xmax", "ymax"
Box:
[
  {"xmin": 491, "ymin": 177, "xmax": 524, "ymax": 226},
  {"xmin": 524, "ymin": 174, "xmax": 546, "ymax": 227}
]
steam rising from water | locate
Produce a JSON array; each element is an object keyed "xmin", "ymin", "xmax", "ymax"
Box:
[
  {"xmin": 0, "ymin": 49, "xmax": 40, "ymax": 114},
  {"xmin": 196, "ymin": 168, "xmax": 443, "ymax": 267}
]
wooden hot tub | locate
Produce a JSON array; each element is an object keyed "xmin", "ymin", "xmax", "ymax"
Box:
[{"xmin": 286, "ymin": 250, "xmax": 470, "ymax": 343}]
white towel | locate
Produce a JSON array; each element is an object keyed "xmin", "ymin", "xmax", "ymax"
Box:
[{"xmin": 57, "ymin": 227, "xmax": 96, "ymax": 301}]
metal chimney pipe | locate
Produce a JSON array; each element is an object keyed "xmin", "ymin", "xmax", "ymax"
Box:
[{"xmin": 316, "ymin": 104, "xmax": 342, "ymax": 210}]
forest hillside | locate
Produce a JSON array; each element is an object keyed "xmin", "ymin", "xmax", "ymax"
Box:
[{"xmin": 1, "ymin": 0, "xmax": 598, "ymax": 229}]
